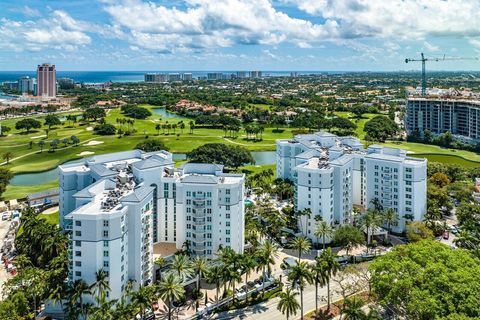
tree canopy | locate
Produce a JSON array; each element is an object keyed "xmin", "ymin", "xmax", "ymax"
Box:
[
  {"xmin": 187, "ymin": 143, "xmax": 254, "ymax": 168},
  {"xmin": 83, "ymin": 107, "xmax": 106, "ymax": 121},
  {"xmin": 121, "ymin": 105, "xmax": 152, "ymax": 119},
  {"xmin": 44, "ymin": 114, "xmax": 61, "ymax": 129},
  {"xmin": 135, "ymin": 139, "xmax": 168, "ymax": 152},
  {"xmin": 363, "ymin": 115, "xmax": 398, "ymax": 142},
  {"xmin": 370, "ymin": 241, "xmax": 480, "ymax": 319},
  {"xmin": 15, "ymin": 118, "xmax": 41, "ymax": 133},
  {"xmin": 0, "ymin": 168, "xmax": 13, "ymax": 199},
  {"xmin": 94, "ymin": 123, "xmax": 116, "ymax": 135}
]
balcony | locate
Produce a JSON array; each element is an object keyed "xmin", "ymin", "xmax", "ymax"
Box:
[{"xmin": 194, "ymin": 218, "xmax": 206, "ymax": 226}]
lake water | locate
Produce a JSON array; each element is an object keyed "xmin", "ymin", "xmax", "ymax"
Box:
[
  {"xmin": 10, "ymin": 151, "xmax": 277, "ymax": 186},
  {"xmin": 152, "ymin": 108, "xmax": 183, "ymax": 119}
]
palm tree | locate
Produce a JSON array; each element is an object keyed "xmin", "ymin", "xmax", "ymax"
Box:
[
  {"xmin": 2, "ymin": 151, "xmax": 13, "ymax": 164},
  {"xmin": 341, "ymin": 296, "xmax": 366, "ymax": 320},
  {"xmin": 290, "ymin": 236, "xmax": 311, "ymax": 262},
  {"xmin": 38, "ymin": 140, "xmax": 45, "ymax": 153},
  {"xmin": 240, "ymin": 255, "xmax": 257, "ymax": 303},
  {"xmin": 192, "ymin": 256, "xmax": 209, "ymax": 292},
  {"xmin": 158, "ymin": 273, "xmax": 185, "ymax": 320},
  {"xmin": 169, "ymin": 254, "xmax": 193, "ymax": 281},
  {"xmin": 310, "ymin": 257, "xmax": 327, "ymax": 315},
  {"xmin": 205, "ymin": 265, "xmax": 223, "ymax": 303},
  {"xmin": 131, "ymin": 285, "xmax": 156, "ymax": 320},
  {"xmin": 288, "ymin": 261, "xmax": 313, "ymax": 320},
  {"xmin": 155, "ymin": 123, "xmax": 161, "ymax": 135},
  {"xmin": 361, "ymin": 209, "xmax": 382, "ymax": 251},
  {"xmin": 277, "ymin": 287, "xmax": 300, "ymax": 320},
  {"xmin": 68, "ymin": 279, "xmax": 92, "ymax": 319},
  {"xmin": 382, "ymin": 208, "xmax": 399, "ymax": 239},
  {"xmin": 314, "ymin": 220, "xmax": 333, "ymax": 250},
  {"xmin": 90, "ymin": 269, "xmax": 111, "ymax": 301},
  {"xmin": 256, "ymin": 240, "xmax": 279, "ymax": 295},
  {"xmin": 320, "ymin": 248, "xmax": 340, "ymax": 311},
  {"xmin": 155, "ymin": 256, "xmax": 167, "ymax": 281}
]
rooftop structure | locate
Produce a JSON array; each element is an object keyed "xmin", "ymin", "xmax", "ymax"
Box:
[{"xmin": 277, "ymin": 132, "xmax": 427, "ymax": 240}]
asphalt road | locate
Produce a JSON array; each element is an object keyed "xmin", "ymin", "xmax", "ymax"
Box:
[{"xmin": 211, "ymin": 279, "xmax": 344, "ymax": 320}]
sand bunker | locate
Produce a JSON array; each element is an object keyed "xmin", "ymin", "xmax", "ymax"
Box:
[
  {"xmin": 85, "ymin": 140, "xmax": 104, "ymax": 146},
  {"xmin": 77, "ymin": 151, "xmax": 95, "ymax": 156},
  {"xmin": 86, "ymin": 126, "xmax": 94, "ymax": 131},
  {"xmin": 30, "ymin": 135, "xmax": 46, "ymax": 139}
]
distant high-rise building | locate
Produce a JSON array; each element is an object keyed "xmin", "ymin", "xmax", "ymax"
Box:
[
  {"xmin": 18, "ymin": 76, "xmax": 36, "ymax": 94},
  {"xmin": 207, "ymin": 72, "xmax": 223, "ymax": 80},
  {"xmin": 168, "ymin": 73, "xmax": 181, "ymax": 82},
  {"xmin": 249, "ymin": 71, "xmax": 262, "ymax": 78},
  {"xmin": 182, "ymin": 73, "xmax": 193, "ymax": 81},
  {"xmin": 37, "ymin": 63, "xmax": 56, "ymax": 98},
  {"xmin": 58, "ymin": 77, "xmax": 75, "ymax": 90},
  {"xmin": 236, "ymin": 71, "xmax": 247, "ymax": 79}
]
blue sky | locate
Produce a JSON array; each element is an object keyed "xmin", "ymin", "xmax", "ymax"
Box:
[{"xmin": 1, "ymin": 0, "xmax": 480, "ymax": 71}]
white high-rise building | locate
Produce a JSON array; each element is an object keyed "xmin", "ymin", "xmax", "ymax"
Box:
[
  {"xmin": 59, "ymin": 150, "xmax": 245, "ymax": 302},
  {"xmin": 276, "ymin": 132, "xmax": 427, "ymax": 241}
]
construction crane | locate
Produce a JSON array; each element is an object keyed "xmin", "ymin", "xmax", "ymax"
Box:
[{"xmin": 405, "ymin": 53, "xmax": 478, "ymax": 96}]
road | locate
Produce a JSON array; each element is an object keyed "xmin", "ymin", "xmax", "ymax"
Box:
[{"xmin": 211, "ymin": 278, "xmax": 344, "ymax": 320}]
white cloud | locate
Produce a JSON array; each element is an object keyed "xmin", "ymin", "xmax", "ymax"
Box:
[
  {"xmin": 423, "ymin": 41, "xmax": 440, "ymax": 52},
  {"xmin": 289, "ymin": 0, "xmax": 480, "ymax": 40},
  {"xmin": 102, "ymin": 0, "xmax": 340, "ymax": 52},
  {"xmin": 0, "ymin": 10, "xmax": 91, "ymax": 52}
]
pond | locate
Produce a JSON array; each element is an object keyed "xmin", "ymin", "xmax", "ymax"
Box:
[
  {"xmin": 10, "ymin": 168, "xmax": 59, "ymax": 186},
  {"xmin": 152, "ymin": 108, "xmax": 184, "ymax": 119},
  {"xmin": 10, "ymin": 151, "xmax": 277, "ymax": 186}
]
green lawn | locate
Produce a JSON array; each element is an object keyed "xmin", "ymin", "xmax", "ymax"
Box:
[
  {"xmin": 0, "ymin": 105, "xmax": 294, "ymax": 174},
  {"xmin": 3, "ymin": 180, "xmax": 58, "ymax": 201},
  {"xmin": 38, "ymin": 210, "xmax": 59, "ymax": 225},
  {"xmin": 3, "ymin": 106, "xmax": 480, "ymax": 201}
]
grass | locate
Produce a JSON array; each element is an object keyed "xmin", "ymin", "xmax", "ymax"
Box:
[
  {"xmin": 0, "ymin": 104, "xmax": 294, "ymax": 174},
  {"xmin": 17, "ymin": 210, "xmax": 59, "ymax": 236},
  {"xmin": 38, "ymin": 210, "xmax": 59, "ymax": 225},
  {"xmin": 3, "ymin": 180, "xmax": 58, "ymax": 200},
  {"xmin": 2, "ymin": 106, "xmax": 480, "ymax": 200}
]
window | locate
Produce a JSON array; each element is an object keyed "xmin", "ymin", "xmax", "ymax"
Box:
[
  {"xmin": 75, "ymin": 261, "xmax": 81, "ymax": 267},
  {"xmin": 226, "ymin": 237, "xmax": 230, "ymax": 243},
  {"xmin": 187, "ymin": 191, "xmax": 191, "ymax": 196},
  {"xmin": 104, "ymin": 261, "xmax": 109, "ymax": 268},
  {"xmin": 226, "ymin": 205, "xmax": 230, "ymax": 211},
  {"xmin": 75, "ymin": 251, "xmax": 81, "ymax": 257},
  {"xmin": 75, "ymin": 221, "xmax": 81, "ymax": 226},
  {"xmin": 207, "ymin": 200, "xmax": 212, "ymax": 206},
  {"xmin": 207, "ymin": 192, "xmax": 212, "ymax": 197},
  {"xmin": 75, "ymin": 271, "xmax": 81, "ymax": 277},
  {"xmin": 103, "ymin": 220, "xmax": 109, "ymax": 227},
  {"xmin": 226, "ymin": 213, "xmax": 230, "ymax": 219},
  {"xmin": 226, "ymin": 230, "xmax": 230, "ymax": 235},
  {"xmin": 406, "ymin": 168, "xmax": 412, "ymax": 172},
  {"xmin": 104, "ymin": 251, "xmax": 109, "ymax": 257},
  {"xmin": 225, "ymin": 197, "xmax": 230, "ymax": 203},
  {"xmin": 75, "ymin": 231, "xmax": 81, "ymax": 237},
  {"xmin": 103, "ymin": 241, "xmax": 108, "ymax": 247},
  {"xmin": 75, "ymin": 241, "xmax": 81, "ymax": 247},
  {"xmin": 103, "ymin": 230, "xmax": 109, "ymax": 237},
  {"xmin": 226, "ymin": 221, "xmax": 230, "ymax": 227},
  {"xmin": 226, "ymin": 189, "xmax": 230, "ymax": 195}
]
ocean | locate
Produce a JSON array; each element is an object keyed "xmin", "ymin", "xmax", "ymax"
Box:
[{"xmin": 0, "ymin": 70, "xmax": 336, "ymax": 84}]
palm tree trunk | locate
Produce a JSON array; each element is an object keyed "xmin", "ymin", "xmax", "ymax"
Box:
[
  {"xmin": 315, "ymin": 281, "xmax": 318, "ymax": 314},
  {"xmin": 323, "ymin": 235, "xmax": 326, "ymax": 250},
  {"xmin": 168, "ymin": 300, "xmax": 172, "ymax": 320},
  {"xmin": 327, "ymin": 280, "xmax": 331, "ymax": 311},
  {"xmin": 245, "ymin": 273, "xmax": 249, "ymax": 303},
  {"xmin": 300, "ymin": 288, "xmax": 304, "ymax": 320}
]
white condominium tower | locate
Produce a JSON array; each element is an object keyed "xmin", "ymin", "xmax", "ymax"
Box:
[
  {"xmin": 59, "ymin": 150, "xmax": 245, "ymax": 302},
  {"xmin": 276, "ymin": 132, "xmax": 426, "ymax": 242}
]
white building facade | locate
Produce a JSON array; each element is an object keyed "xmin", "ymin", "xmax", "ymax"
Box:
[
  {"xmin": 277, "ymin": 132, "xmax": 427, "ymax": 242},
  {"xmin": 59, "ymin": 150, "xmax": 245, "ymax": 303}
]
